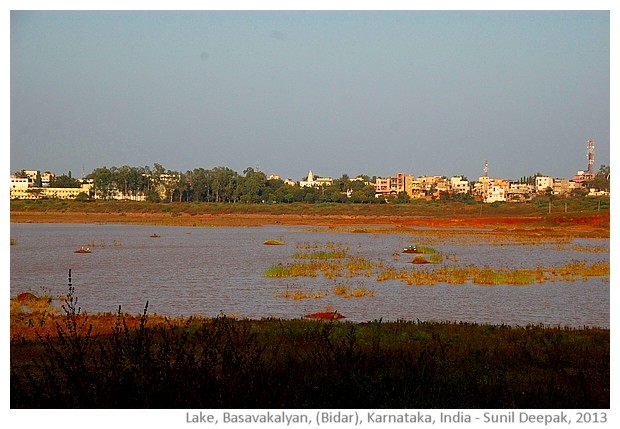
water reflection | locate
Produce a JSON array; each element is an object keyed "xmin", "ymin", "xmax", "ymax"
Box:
[{"xmin": 10, "ymin": 223, "xmax": 609, "ymax": 327}]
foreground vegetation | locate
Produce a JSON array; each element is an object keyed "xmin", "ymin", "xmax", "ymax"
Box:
[{"xmin": 11, "ymin": 286, "xmax": 609, "ymax": 409}]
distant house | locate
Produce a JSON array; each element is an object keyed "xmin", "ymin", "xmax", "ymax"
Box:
[
  {"xmin": 572, "ymin": 170, "xmax": 596, "ymax": 184},
  {"xmin": 450, "ymin": 176, "xmax": 470, "ymax": 194},
  {"xmin": 552, "ymin": 178, "xmax": 577, "ymax": 195},
  {"xmin": 473, "ymin": 176, "xmax": 509, "ymax": 203},
  {"xmin": 507, "ymin": 182, "xmax": 533, "ymax": 202},
  {"xmin": 485, "ymin": 184, "xmax": 506, "ymax": 203},
  {"xmin": 535, "ymin": 176, "xmax": 554, "ymax": 193}
]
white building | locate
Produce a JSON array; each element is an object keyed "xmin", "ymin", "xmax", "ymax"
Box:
[
  {"xmin": 450, "ymin": 176, "xmax": 470, "ymax": 194},
  {"xmin": 535, "ymin": 176, "xmax": 554, "ymax": 193},
  {"xmin": 485, "ymin": 185, "xmax": 506, "ymax": 203},
  {"xmin": 10, "ymin": 177, "xmax": 29, "ymax": 190},
  {"xmin": 299, "ymin": 170, "xmax": 333, "ymax": 188}
]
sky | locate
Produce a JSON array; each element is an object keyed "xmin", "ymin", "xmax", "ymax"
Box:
[{"xmin": 9, "ymin": 4, "xmax": 612, "ymax": 182}]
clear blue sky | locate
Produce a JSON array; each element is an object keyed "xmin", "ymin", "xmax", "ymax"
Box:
[{"xmin": 10, "ymin": 8, "xmax": 610, "ymax": 182}]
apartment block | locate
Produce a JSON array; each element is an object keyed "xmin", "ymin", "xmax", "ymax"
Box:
[{"xmin": 374, "ymin": 172, "xmax": 414, "ymax": 198}]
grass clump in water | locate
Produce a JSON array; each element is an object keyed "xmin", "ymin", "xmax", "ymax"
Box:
[
  {"xmin": 333, "ymin": 282, "xmax": 376, "ymax": 298},
  {"xmin": 293, "ymin": 250, "xmax": 347, "ymax": 259}
]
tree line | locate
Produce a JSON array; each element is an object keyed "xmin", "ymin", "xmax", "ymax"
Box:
[{"xmin": 85, "ymin": 164, "xmax": 379, "ymax": 204}]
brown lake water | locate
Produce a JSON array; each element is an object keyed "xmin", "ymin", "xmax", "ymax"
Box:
[{"xmin": 10, "ymin": 223, "xmax": 610, "ymax": 327}]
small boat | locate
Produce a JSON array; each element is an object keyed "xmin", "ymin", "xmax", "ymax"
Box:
[
  {"xmin": 74, "ymin": 246, "xmax": 92, "ymax": 254},
  {"xmin": 150, "ymin": 234, "xmax": 160, "ymax": 238},
  {"xmin": 403, "ymin": 245, "xmax": 421, "ymax": 254}
]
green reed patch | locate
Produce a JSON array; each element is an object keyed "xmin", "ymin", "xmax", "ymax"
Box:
[{"xmin": 292, "ymin": 250, "xmax": 348, "ymax": 259}]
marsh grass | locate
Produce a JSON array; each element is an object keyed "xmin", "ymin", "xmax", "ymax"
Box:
[
  {"xmin": 375, "ymin": 262, "xmax": 608, "ymax": 287},
  {"xmin": 292, "ymin": 250, "xmax": 348, "ymax": 259},
  {"xmin": 268, "ymin": 244, "xmax": 608, "ymax": 287},
  {"xmin": 274, "ymin": 285, "xmax": 329, "ymax": 300},
  {"xmin": 333, "ymin": 282, "xmax": 376, "ymax": 298},
  {"xmin": 11, "ymin": 281, "xmax": 610, "ymax": 408}
]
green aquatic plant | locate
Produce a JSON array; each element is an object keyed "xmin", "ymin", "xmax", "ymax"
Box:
[{"xmin": 292, "ymin": 250, "xmax": 347, "ymax": 259}]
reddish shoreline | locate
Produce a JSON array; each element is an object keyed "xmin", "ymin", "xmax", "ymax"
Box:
[{"xmin": 9, "ymin": 210, "xmax": 609, "ymax": 232}]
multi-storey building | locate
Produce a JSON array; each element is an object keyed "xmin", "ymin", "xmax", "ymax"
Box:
[
  {"xmin": 473, "ymin": 176, "xmax": 510, "ymax": 203},
  {"xmin": 552, "ymin": 178, "xmax": 577, "ymax": 195},
  {"xmin": 535, "ymin": 176, "xmax": 554, "ymax": 193},
  {"xmin": 374, "ymin": 172, "xmax": 414, "ymax": 198},
  {"xmin": 450, "ymin": 176, "xmax": 470, "ymax": 194}
]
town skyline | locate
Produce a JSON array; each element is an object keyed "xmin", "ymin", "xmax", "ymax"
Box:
[
  {"xmin": 11, "ymin": 150, "xmax": 609, "ymax": 205},
  {"xmin": 12, "ymin": 136, "xmax": 606, "ymax": 184}
]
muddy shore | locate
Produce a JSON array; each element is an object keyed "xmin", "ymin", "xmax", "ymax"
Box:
[{"xmin": 10, "ymin": 209, "xmax": 610, "ymax": 233}]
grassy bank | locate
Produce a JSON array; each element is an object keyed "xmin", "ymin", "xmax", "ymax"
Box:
[{"xmin": 11, "ymin": 290, "xmax": 609, "ymax": 409}]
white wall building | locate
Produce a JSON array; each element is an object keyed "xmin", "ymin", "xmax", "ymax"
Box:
[
  {"xmin": 485, "ymin": 185, "xmax": 506, "ymax": 203},
  {"xmin": 300, "ymin": 170, "xmax": 333, "ymax": 188},
  {"xmin": 535, "ymin": 176, "xmax": 554, "ymax": 193},
  {"xmin": 450, "ymin": 176, "xmax": 470, "ymax": 194}
]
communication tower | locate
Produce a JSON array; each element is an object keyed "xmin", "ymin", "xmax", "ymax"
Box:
[{"xmin": 587, "ymin": 139, "xmax": 595, "ymax": 175}]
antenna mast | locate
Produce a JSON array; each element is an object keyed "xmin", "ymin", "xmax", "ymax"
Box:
[{"xmin": 587, "ymin": 139, "xmax": 595, "ymax": 175}]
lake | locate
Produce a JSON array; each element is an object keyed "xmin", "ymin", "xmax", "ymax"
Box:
[{"xmin": 9, "ymin": 223, "xmax": 609, "ymax": 327}]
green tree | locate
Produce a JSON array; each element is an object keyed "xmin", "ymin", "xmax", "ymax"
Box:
[
  {"xmin": 49, "ymin": 174, "xmax": 81, "ymax": 188},
  {"xmin": 88, "ymin": 167, "xmax": 115, "ymax": 199},
  {"xmin": 209, "ymin": 166, "xmax": 238, "ymax": 202},
  {"xmin": 333, "ymin": 174, "xmax": 351, "ymax": 192},
  {"xmin": 74, "ymin": 192, "xmax": 90, "ymax": 202},
  {"xmin": 395, "ymin": 191, "xmax": 411, "ymax": 203},
  {"xmin": 238, "ymin": 167, "xmax": 268, "ymax": 203},
  {"xmin": 588, "ymin": 165, "xmax": 610, "ymax": 192}
]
